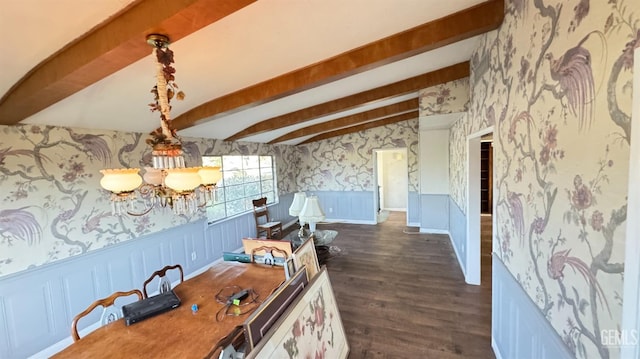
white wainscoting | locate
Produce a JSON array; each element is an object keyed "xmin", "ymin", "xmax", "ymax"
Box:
[
  {"xmin": 0, "ymin": 190, "xmax": 386, "ymax": 358},
  {"xmin": 492, "ymin": 255, "xmax": 572, "ymax": 359},
  {"xmin": 448, "ymin": 197, "xmax": 467, "ymax": 276}
]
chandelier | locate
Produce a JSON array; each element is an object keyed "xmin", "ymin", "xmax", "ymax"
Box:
[{"xmin": 99, "ymin": 34, "xmax": 221, "ymax": 216}]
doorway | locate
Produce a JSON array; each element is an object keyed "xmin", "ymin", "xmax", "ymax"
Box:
[
  {"xmin": 466, "ymin": 127, "xmax": 494, "ymax": 285},
  {"xmin": 373, "ymin": 148, "xmax": 408, "ymax": 224},
  {"xmin": 480, "ymin": 136, "xmax": 493, "ymax": 215}
]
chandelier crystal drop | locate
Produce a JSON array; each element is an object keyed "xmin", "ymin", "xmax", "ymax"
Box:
[{"xmin": 99, "ymin": 34, "xmax": 221, "ymax": 216}]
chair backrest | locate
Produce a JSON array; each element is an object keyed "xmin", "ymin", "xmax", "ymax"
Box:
[
  {"xmin": 252, "ymin": 197, "xmax": 270, "ymax": 225},
  {"xmin": 250, "ymin": 245, "xmax": 289, "ymax": 265},
  {"xmin": 71, "ymin": 289, "xmax": 143, "ymax": 342},
  {"xmin": 143, "ymin": 264, "xmax": 185, "ymax": 298}
]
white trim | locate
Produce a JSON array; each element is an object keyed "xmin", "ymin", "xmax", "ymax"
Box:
[
  {"xmin": 491, "ymin": 336, "xmax": 504, "ymax": 359},
  {"xmin": 407, "ymin": 221, "xmax": 421, "ymax": 227},
  {"xmin": 373, "ymin": 149, "xmax": 381, "ymax": 222},
  {"xmin": 283, "ymin": 219, "xmax": 299, "ymax": 229},
  {"xmin": 621, "ymin": 47, "xmax": 640, "ymax": 359},
  {"xmin": 323, "ymin": 219, "xmax": 377, "ymax": 225},
  {"xmin": 420, "ymin": 228, "xmax": 450, "ymax": 235},
  {"xmin": 382, "ymin": 207, "xmax": 407, "ymax": 212},
  {"xmin": 448, "ymin": 232, "xmax": 466, "ymax": 276},
  {"xmin": 465, "ymin": 126, "xmax": 493, "ymax": 285}
]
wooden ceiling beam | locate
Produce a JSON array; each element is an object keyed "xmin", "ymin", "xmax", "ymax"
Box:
[
  {"xmin": 0, "ymin": 0, "xmax": 256, "ymax": 125},
  {"xmin": 226, "ymin": 61, "xmax": 468, "ymax": 141},
  {"xmin": 173, "ymin": 0, "xmax": 503, "ymax": 130},
  {"xmin": 268, "ymin": 98, "xmax": 418, "ymax": 144},
  {"xmin": 299, "ymin": 111, "xmax": 419, "ymax": 145}
]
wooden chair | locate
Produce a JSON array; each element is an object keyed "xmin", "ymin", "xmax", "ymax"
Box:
[
  {"xmin": 250, "ymin": 245, "xmax": 289, "ymax": 266},
  {"xmin": 142, "ymin": 264, "xmax": 184, "ymax": 298},
  {"xmin": 71, "ymin": 289, "xmax": 143, "ymax": 342},
  {"xmin": 252, "ymin": 197, "xmax": 282, "ymax": 239}
]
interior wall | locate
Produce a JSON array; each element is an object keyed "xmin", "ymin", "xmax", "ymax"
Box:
[
  {"xmin": 449, "ymin": 0, "xmax": 634, "ymax": 357},
  {"xmin": 296, "ymin": 120, "xmax": 419, "ymax": 211},
  {"xmin": 419, "ymin": 129, "xmax": 450, "ymax": 194},
  {"xmin": 0, "ymin": 124, "xmax": 297, "ymax": 278}
]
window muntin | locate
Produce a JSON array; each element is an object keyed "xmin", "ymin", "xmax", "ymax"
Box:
[{"xmin": 202, "ymin": 155, "xmax": 277, "ymax": 223}]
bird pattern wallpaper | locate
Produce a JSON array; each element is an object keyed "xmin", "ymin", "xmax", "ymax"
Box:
[
  {"xmin": 450, "ymin": 0, "xmax": 636, "ymax": 358},
  {"xmin": 294, "ymin": 76, "xmax": 470, "ymax": 195},
  {"xmin": 296, "ymin": 120, "xmax": 419, "ymax": 193},
  {"xmin": 0, "ymin": 124, "xmax": 297, "ymax": 277},
  {"xmin": 419, "ymin": 77, "xmax": 470, "ymax": 116}
]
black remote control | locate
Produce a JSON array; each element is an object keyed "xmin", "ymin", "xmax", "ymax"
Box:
[{"xmin": 227, "ymin": 289, "xmax": 249, "ymax": 305}]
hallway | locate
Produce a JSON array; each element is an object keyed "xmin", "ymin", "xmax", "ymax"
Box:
[{"xmin": 321, "ymin": 211, "xmax": 493, "ymax": 358}]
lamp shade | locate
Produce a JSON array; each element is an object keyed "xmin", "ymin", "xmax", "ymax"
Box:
[
  {"xmin": 198, "ymin": 166, "xmax": 222, "ymax": 185},
  {"xmin": 299, "ymin": 196, "xmax": 325, "ymax": 224},
  {"xmin": 289, "ymin": 192, "xmax": 307, "ymax": 216},
  {"xmin": 100, "ymin": 168, "xmax": 142, "ymax": 193},
  {"xmin": 164, "ymin": 168, "xmax": 201, "ymax": 193}
]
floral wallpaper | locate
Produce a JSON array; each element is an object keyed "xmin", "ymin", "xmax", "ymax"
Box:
[
  {"xmin": 449, "ymin": 0, "xmax": 636, "ymax": 358},
  {"xmin": 0, "ymin": 124, "xmax": 297, "ymax": 277},
  {"xmin": 296, "ymin": 120, "xmax": 419, "ymax": 193},
  {"xmin": 419, "ymin": 77, "xmax": 470, "ymax": 116},
  {"xmin": 294, "ymin": 78, "xmax": 469, "ymax": 208}
]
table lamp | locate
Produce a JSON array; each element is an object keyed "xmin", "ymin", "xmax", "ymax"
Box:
[
  {"xmin": 289, "ymin": 192, "xmax": 307, "ymax": 238},
  {"xmin": 299, "ymin": 195, "xmax": 325, "ymax": 234}
]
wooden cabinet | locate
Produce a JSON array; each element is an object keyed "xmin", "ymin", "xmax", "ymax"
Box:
[{"xmin": 480, "ymin": 141, "xmax": 492, "ymax": 214}]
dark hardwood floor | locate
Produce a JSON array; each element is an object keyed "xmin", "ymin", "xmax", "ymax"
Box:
[{"xmin": 315, "ymin": 211, "xmax": 493, "ymax": 358}]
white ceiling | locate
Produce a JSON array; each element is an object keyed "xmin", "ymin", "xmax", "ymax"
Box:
[{"xmin": 1, "ymin": 0, "xmax": 489, "ymax": 145}]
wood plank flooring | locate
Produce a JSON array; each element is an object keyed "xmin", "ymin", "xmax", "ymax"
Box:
[{"xmin": 315, "ymin": 211, "xmax": 494, "ymax": 358}]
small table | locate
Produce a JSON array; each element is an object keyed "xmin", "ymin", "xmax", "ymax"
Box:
[
  {"xmin": 53, "ymin": 262, "xmax": 284, "ymax": 359},
  {"xmin": 286, "ymin": 229, "xmax": 338, "ymax": 264}
]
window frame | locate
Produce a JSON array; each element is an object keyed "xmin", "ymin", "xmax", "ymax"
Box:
[{"xmin": 202, "ymin": 155, "xmax": 278, "ymax": 224}]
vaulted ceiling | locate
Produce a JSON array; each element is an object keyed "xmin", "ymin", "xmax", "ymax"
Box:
[{"xmin": 0, "ymin": 0, "xmax": 503, "ymax": 146}]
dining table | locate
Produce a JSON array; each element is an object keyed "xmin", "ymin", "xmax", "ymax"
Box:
[{"xmin": 52, "ymin": 261, "xmax": 285, "ymax": 359}]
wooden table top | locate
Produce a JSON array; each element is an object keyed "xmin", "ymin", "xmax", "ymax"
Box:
[{"xmin": 53, "ymin": 262, "xmax": 285, "ymax": 359}]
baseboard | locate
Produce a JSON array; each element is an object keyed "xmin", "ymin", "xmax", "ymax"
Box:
[
  {"xmin": 419, "ymin": 228, "xmax": 450, "ymax": 235},
  {"xmin": 448, "ymin": 233, "xmax": 466, "ymax": 276},
  {"xmin": 283, "ymin": 219, "xmax": 299, "ymax": 229},
  {"xmin": 407, "ymin": 222, "xmax": 421, "ymax": 227},
  {"xmin": 418, "ymin": 227, "xmax": 466, "ymax": 276},
  {"xmin": 381, "ymin": 208, "xmax": 407, "ymax": 212},
  {"xmin": 322, "ymin": 219, "xmax": 377, "ymax": 225},
  {"xmin": 491, "ymin": 336, "xmax": 504, "ymax": 359}
]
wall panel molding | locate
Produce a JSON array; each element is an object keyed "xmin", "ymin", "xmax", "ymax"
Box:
[
  {"xmin": 420, "ymin": 193, "xmax": 449, "ymax": 231},
  {"xmin": 448, "ymin": 196, "xmax": 466, "ymax": 274},
  {"xmin": 311, "ymin": 191, "xmax": 375, "ymax": 223},
  {"xmin": 492, "ymin": 255, "xmax": 572, "ymax": 359},
  {"xmin": 0, "ymin": 196, "xmax": 295, "ymax": 358}
]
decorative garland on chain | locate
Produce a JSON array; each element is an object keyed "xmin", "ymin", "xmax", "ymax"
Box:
[{"xmin": 146, "ymin": 41, "xmax": 185, "ymax": 147}]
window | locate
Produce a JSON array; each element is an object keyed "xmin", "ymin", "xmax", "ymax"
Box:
[{"xmin": 202, "ymin": 155, "xmax": 277, "ymax": 223}]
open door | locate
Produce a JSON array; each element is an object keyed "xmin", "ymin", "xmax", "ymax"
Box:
[{"xmin": 373, "ymin": 148, "xmax": 408, "ymax": 224}]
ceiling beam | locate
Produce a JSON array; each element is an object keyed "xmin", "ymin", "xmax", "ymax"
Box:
[
  {"xmin": 226, "ymin": 61, "xmax": 469, "ymax": 141},
  {"xmin": 299, "ymin": 111, "xmax": 419, "ymax": 145},
  {"xmin": 268, "ymin": 98, "xmax": 418, "ymax": 144},
  {"xmin": 172, "ymin": 0, "xmax": 504, "ymax": 130},
  {"xmin": 0, "ymin": 0, "xmax": 256, "ymax": 125}
]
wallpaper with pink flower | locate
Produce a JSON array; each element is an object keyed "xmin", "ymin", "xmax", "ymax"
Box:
[
  {"xmin": 296, "ymin": 76, "xmax": 472, "ymax": 194},
  {"xmin": 0, "ymin": 124, "xmax": 297, "ymax": 277},
  {"xmin": 419, "ymin": 77, "xmax": 470, "ymax": 116},
  {"xmin": 296, "ymin": 120, "xmax": 419, "ymax": 193},
  {"xmin": 449, "ymin": 0, "xmax": 635, "ymax": 357}
]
